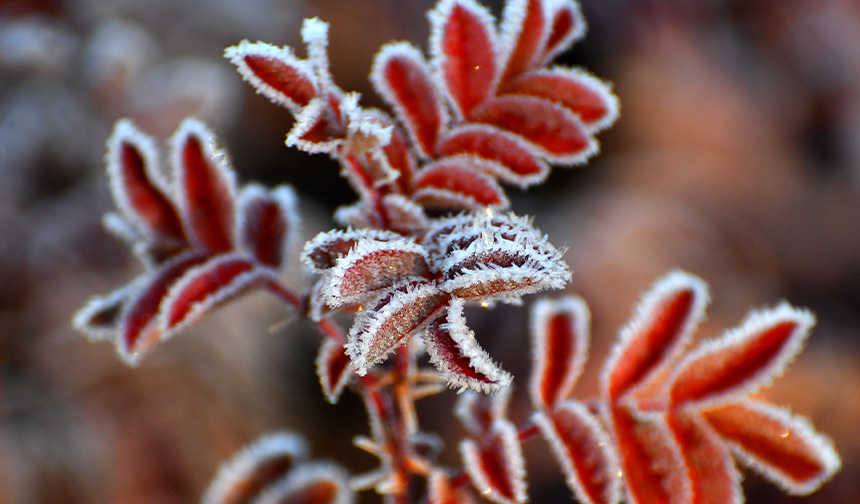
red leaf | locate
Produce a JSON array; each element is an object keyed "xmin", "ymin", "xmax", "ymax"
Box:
[
  {"xmin": 703, "ymin": 401, "xmax": 840, "ymax": 495},
  {"xmin": 201, "ymin": 432, "xmax": 308, "ymax": 504},
  {"xmin": 529, "ymin": 296, "xmax": 590, "ymax": 410},
  {"xmin": 534, "ymin": 401, "xmax": 621, "ymax": 504},
  {"xmin": 471, "ymin": 96, "xmax": 594, "ymax": 161},
  {"xmin": 436, "ymin": 125, "xmax": 550, "ymax": 186},
  {"xmin": 161, "ymin": 254, "xmax": 261, "ymax": 333},
  {"xmin": 501, "ymin": 68, "xmax": 618, "ymax": 129},
  {"xmin": 118, "ymin": 251, "xmax": 208, "ymax": 365},
  {"xmin": 499, "ymin": 0, "xmax": 549, "ymax": 82},
  {"xmin": 430, "ymin": 0, "xmax": 498, "ymax": 117},
  {"xmin": 423, "ymin": 299, "xmax": 512, "ymax": 393},
  {"xmin": 609, "ymin": 405, "xmax": 691, "ymax": 504},
  {"xmin": 412, "ymin": 158, "xmax": 509, "ymax": 210},
  {"xmin": 455, "ymin": 387, "xmax": 512, "ymax": 436},
  {"xmin": 316, "ymin": 338, "xmax": 353, "ymax": 404},
  {"xmin": 669, "ymin": 304, "xmax": 814, "ymax": 408},
  {"xmin": 237, "ymin": 184, "xmax": 298, "ymax": 269},
  {"xmin": 224, "ymin": 40, "xmax": 318, "ymax": 111},
  {"xmin": 539, "ymin": 0, "xmax": 585, "ymax": 65},
  {"xmin": 251, "ymin": 463, "xmax": 354, "ymax": 504},
  {"xmin": 73, "ymin": 285, "xmax": 133, "ymax": 342},
  {"xmin": 372, "ymin": 42, "xmax": 447, "ymax": 157},
  {"xmin": 286, "ymin": 96, "xmax": 347, "ymax": 154},
  {"xmin": 172, "ymin": 119, "xmax": 237, "ymax": 253},
  {"xmin": 603, "ymin": 271, "xmax": 708, "ymax": 401},
  {"xmin": 106, "ymin": 120, "xmax": 185, "ymax": 242},
  {"xmin": 302, "ymin": 228, "xmax": 401, "ymax": 272},
  {"xmin": 383, "ymin": 125, "xmax": 418, "ymax": 193},
  {"xmin": 460, "ymin": 420, "xmax": 527, "ymax": 504},
  {"xmin": 347, "ymin": 281, "xmax": 447, "ymax": 375},
  {"xmin": 322, "ymin": 238, "xmax": 431, "ymax": 308},
  {"xmin": 667, "ymin": 411, "xmax": 741, "ymax": 504}
]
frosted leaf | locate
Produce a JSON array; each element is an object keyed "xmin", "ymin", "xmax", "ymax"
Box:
[
  {"xmin": 460, "ymin": 419, "xmax": 527, "ymax": 504},
  {"xmin": 371, "ymin": 42, "xmax": 447, "ymax": 158},
  {"xmin": 436, "ymin": 125, "xmax": 550, "ymax": 187},
  {"xmin": 500, "ymin": 68, "xmax": 619, "ymax": 132},
  {"xmin": 302, "ymin": 228, "xmax": 402, "ymax": 273},
  {"xmin": 170, "ymin": 118, "xmax": 238, "ymax": 253},
  {"xmin": 73, "ymin": 283, "xmax": 138, "ymax": 342},
  {"xmin": 223, "ymin": 40, "xmax": 318, "ymax": 112},
  {"xmin": 254, "ymin": 462, "xmax": 355, "ymax": 504},
  {"xmin": 347, "ymin": 281, "xmax": 447, "ymax": 375},
  {"xmin": 201, "ymin": 431, "xmax": 308, "ymax": 504},
  {"xmin": 422, "ymin": 298, "xmax": 512, "ymax": 394},
  {"xmin": 429, "ymin": 0, "xmax": 499, "ymax": 118},
  {"xmin": 538, "ymin": 0, "xmax": 586, "ymax": 66},
  {"xmin": 428, "ymin": 470, "xmax": 478, "ymax": 504},
  {"xmin": 471, "ymin": 95, "xmax": 596, "ymax": 163},
  {"xmin": 533, "ymin": 400, "xmax": 621, "ymax": 504},
  {"xmin": 602, "ymin": 271, "xmax": 709, "ymax": 401},
  {"xmin": 159, "ymin": 253, "xmax": 265, "ymax": 336},
  {"xmin": 607, "ymin": 405, "xmax": 691, "ymax": 504},
  {"xmin": 454, "ymin": 386, "xmax": 512, "ymax": 435},
  {"xmin": 529, "ymin": 296, "xmax": 590, "ymax": 410},
  {"xmin": 669, "ymin": 304, "xmax": 815, "ymax": 409},
  {"xmin": 497, "ymin": 0, "xmax": 550, "ymax": 83},
  {"xmin": 667, "ymin": 410, "xmax": 742, "ymax": 504},
  {"xmin": 321, "ymin": 238, "xmax": 431, "ymax": 308},
  {"xmin": 236, "ymin": 184, "xmax": 299, "ymax": 270},
  {"xmin": 106, "ymin": 119, "xmax": 185, "ymax": 243},
  {"xmin": 316, "ymin": 337, "xmax": 353, "ymax": 404},
  {"xmin": 285, "ymin": 96, "xmax": 346, "ymax": 154},
  {"xmin": 412, "ymin": 158, "xmax": 509, "ymax": 210},
  {"xmin": 117, "ymin": 251, "xmax": 209, "ymax": 366},
  {"xmin": 301, "ymin": 18, "xmax": 335, "ymax": 93},
  {"xmin": 703, "ymin": 401, "xmax": 840, "ymax": 495}
]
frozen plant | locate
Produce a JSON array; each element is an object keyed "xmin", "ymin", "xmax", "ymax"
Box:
[{"xmin": 72, "ymin": 0, "xmax": 840, "ymax": 502}]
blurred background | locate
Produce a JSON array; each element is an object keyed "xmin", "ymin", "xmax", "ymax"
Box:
[{"xmin": 2, "ymin": 0, "xmax": 860, "ymax": 502}]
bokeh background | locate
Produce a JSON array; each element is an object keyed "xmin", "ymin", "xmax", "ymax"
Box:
[{"xmin": 2, "ymin": 0, "xmax": 860, "ymax": 502}]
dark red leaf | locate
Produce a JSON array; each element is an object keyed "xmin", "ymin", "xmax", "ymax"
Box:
[
  {"xmin": 422, "ymin": 299, "xmax": 512, "ymax": 393},
  {"xmin": 499, "ymin": 0, "xmax": 548, "ymax": 82},
  {"xmin": 461, "ymin": 420, "xmax": 527, "ymax": 504},
  {"xmin": 703, "ymin": 401, "xmax": 840, "ymax": 495},
  {"xmin": 430, "ymin": 0, "xmax": 498, "ymax": 117},
  {"xmin": 529, "ymin": 296, "xmax": 590, "ymax": 410},
  {"xmin": 429, "ymin": 471, "xmax": 477, "ymax": 504},
  {"xmin": 372, "ymin": 42, "xmax": 446, "ymax": 157},
  {"xmin": 107, "ymin": 120, "xmax": 185, "ymax": 242},
  {"xmin": 412, "ymin": 158, "xmax": 508, "ymax": 210},
  {"xmin": 202, "ymin": 432, "xmax": 308, "ymax": 504},
  {"xmin": 667, "ymin": 411, "xmax": 741, "ymax": 504},
  {"xmin": 436, "ymin": 125, "xmax": 550, "ymax": 186},
  {"xmin": 173, "ymin": 119, "xmax": 237, "ymax": 253},
  {"xmin": 237, "ymin": 184, "xmax": 298, "ymax": 269},
  {"xmin": 286, "ymin": 96, "xmax": 347, "ymax": 154},
  {"xmin": 383, "ymin": 125, "xmax": 418, "ymax": 193},
  {"xmin": 471, "ymin": 96, "xmax": 593, "ymax": 161},
  {"xmin": 322, "ymin": 238, "xmax": 431, "ymax": 308},
  {"xmin": 73, "ymin": 285, "xmax": 133, "ymax": 342},
  {"xmin": 119, "ymin": 251, "xmax": 209, "ymax": 365},
  {"xmin": 609, "ymin": 405, "xmax": 691, "ymax": 504},
  {"xmin": 534, "ymin": 401, "xmax": 621, "ymax": 504},
  {"xmin": 603, "ymin": 271, "xmax": 708, "ymax": 400},
  {"xmin": 252, "ymin": 463, "xmax": 353, "ymax": 504},
  {"xmin": 316, "ymin": 338, "xmax": 353, "ymax": 404},
  {"xmin": 302, "ymin": 228, "xmax": 401, "ymax": 272},
  {"xmin": 225, "ymin": 41, "xmax": 318, "ymax": 111},
  {"xmin": 539, "ymin": 1, "xmax": 585, "ymax": 65},
  {"xmin": 162, "ymin": 254, "xmax": 260, "ymax": 332},
  {"xmin": 347, "ymin": 281, "xmax": 447, "ymax": 375},
  {"xmin": 455, "ymin": 387, "xmax": 511, "ymax": 436},
  {"xmin": 669, "ymin": 304, "xmax": 814, "ymax": 407},
  {"xmin": 501, "ymin": 69, "xmax": 617, "ymax": 127}
]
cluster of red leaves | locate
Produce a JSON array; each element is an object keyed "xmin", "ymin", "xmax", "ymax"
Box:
[
  {"xmin": 201, "ymin": 432, "xmax": 353, "ymax": 504},
  {"xmin": 225, "ymin": 0, "xmax": 617, "ymax": 232},
  {"xmin": 73, "ymin": 119, "xmax": 299, "ymax": 365},
  {"xmin": 304, "ymin": 212, "xmax": 570, "ymax": 394},
  {"xmin": 455, "ymin": 271, "xmax": 840, "ymax": 504}
]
